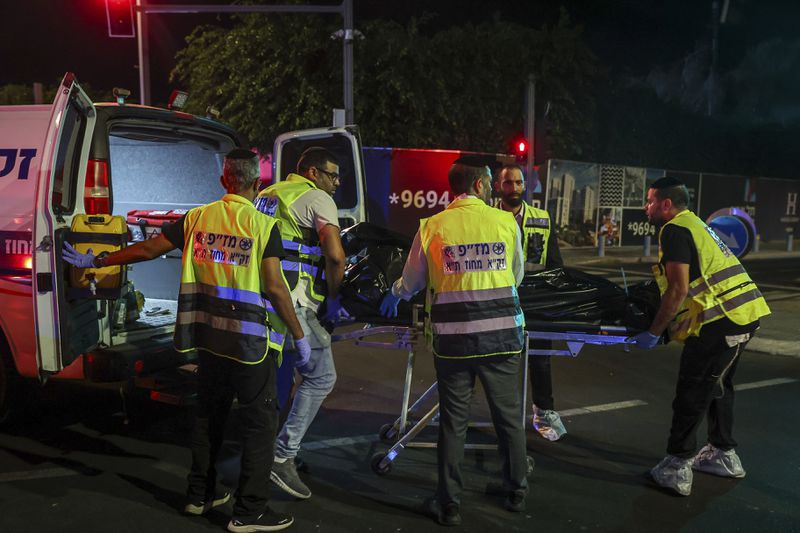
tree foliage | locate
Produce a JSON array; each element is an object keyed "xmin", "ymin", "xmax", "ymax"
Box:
[
  {"xmin": 0, "ymin": 81, "xmax": 113, "ymax": 106},
  {"xmin": 171, "ymin": 9, "xmax": 601, "ymax": 157}
]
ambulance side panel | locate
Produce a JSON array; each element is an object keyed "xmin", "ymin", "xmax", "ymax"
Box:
[{"xmin": 0, "ymin": 105, "xmax": 48, "ymax": 378}]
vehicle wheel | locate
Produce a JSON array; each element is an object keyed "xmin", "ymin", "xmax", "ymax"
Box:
[
  {"xmin": 0, "ymin": 361, "xmax": 9, "ymax": 425},
  {"xmin": 0, "ymin": 352, "xmax": 18, "ymax": 426},
  {"xmin": 526, "ymin": 455, "xmax": 535, "ymax": 477},
  {"xmin": 378, "ymin": 423, "xmax": 397, "ymax": 444},
  {"xmin": 370, "ymin": 452, "xmax": 392, "ymax": 476}
]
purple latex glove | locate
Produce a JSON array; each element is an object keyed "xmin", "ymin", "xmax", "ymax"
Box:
[
  {"xmin": 380, "ymin": 291, "xmax": 402, "ymax": 318},
  {"xmin": 63, "ymin": 242, "xmax": 96, "ymax": 268},
  {"xmin": 626, "ymin": 331, "xmax": 660, "ymax": 349},
  {"xmin": 294, "ymin": 336, "xmax": 311, "ymax": 368},
  {"xmin": 321, "ymin": 294, "xmax": 348, "ymax": 323}
]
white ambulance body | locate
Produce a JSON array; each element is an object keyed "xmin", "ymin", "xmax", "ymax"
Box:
[{"xmin": 0, "ymin": 73, "xmax": 366, "ymax": 421}]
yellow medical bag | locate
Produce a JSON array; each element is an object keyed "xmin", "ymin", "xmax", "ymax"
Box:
[{"xmin": 67, "ymin": 214, "xmax": 127, "ymax": 299}]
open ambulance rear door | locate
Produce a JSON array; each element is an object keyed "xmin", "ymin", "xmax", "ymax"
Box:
[
  {"xmin": 32, "ymin": 73, "xmax": 97, "ymax": 375},
  {"xmin": 273, "ymin": 126, "xmax": 367, "ymax": 228}
]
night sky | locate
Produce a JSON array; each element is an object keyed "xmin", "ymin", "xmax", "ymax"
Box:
[{"xmin": 1, "ymin": 0, "xmax": 797, "ymax": 107}]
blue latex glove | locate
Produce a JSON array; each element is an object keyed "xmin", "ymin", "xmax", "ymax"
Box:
[
  {"xmin": 380, "ymin": 290, "xmax": 402, "ymax": 318},
  {"xmin": 626, "ymin": 331, "xmax": 660, "ymax": 349},
  {"xmin": 63, "ymin": 242, "xmax": 96, "ymax": 268},
  {"xmin": 321, "ymin": 294, "xmax": 347, "ymax": 323},
  {"xmin": 294, "ymin": 336, "xmax": 312, "ymax": 368}
]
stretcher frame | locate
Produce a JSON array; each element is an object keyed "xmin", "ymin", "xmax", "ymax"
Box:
[{"xmin": 330, "ymin": 309, "xmax": 634, "ymax": 475}]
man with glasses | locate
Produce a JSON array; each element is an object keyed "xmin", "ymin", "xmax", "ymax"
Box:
[{"xmin": 255, "ymin": 147, "xmax": 347, "ymax": 500}]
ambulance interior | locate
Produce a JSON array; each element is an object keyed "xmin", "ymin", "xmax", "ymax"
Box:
[{"xmin": 104, "ymin": 126, "xmax": 236, "ymax": 341}]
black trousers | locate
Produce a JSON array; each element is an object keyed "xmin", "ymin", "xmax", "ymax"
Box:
[
  {"xmin": 666, "ymin": 333, "xmax": 748, "ymax": 458},
  {"xmin": 434, "ymin": 355, "xmax": 528, "ymax": 505},
  {"xmin": 187, "ymin": 351, "xmax": 278, "ymax": 520},
  {"xmin": 529, "ymin": 340, "xmax": 554, "ymax": 411}
]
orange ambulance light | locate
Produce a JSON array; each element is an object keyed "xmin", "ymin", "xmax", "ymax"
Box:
[
  {"xmin": 23, "ymin": 256, "xmax": 33, "ymax": 270},
  {"xmin": 84, "ymin": 159, "xmax": 111, "ymax": 214}
]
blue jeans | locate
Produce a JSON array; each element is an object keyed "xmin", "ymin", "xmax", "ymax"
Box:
[{"xmin": 274, "ymin": 305, "xmax": 337, "ymax": 459}]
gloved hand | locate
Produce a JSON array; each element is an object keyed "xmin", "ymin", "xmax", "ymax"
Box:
[
  {"xmin": 379, "ymin": 290, "xmax": 402, "ymax": 318},
  {"xmin": 321, "ymin": 294, "xmax": 348, "ymax": 323},
  {"xmin": 626, "ymin": 331, "xmax": 660, "ymax": 349},
  {"xmin": 63, "ymin": 242, "xmax": 96, "ymax": 268},
  {"xmin": 294, "ymin": 336, "xmax": 312, "ymax": 368}
]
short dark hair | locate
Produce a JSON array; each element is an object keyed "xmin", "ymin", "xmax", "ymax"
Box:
[
  {"xmin": 448, "ymin": 162, "xmax": 489, "ymax": 195},
  {"xmin": 495, "ymin": 164, "xmax": 524, "ymax": 181},
  {"xmin": 297, "ymin": 147, "xmax": 339, "ymax": 174},
  {"xmin": 222, "ymin": 148, "xmax": 259, "ymax": 191},
  {"xmin": 650, "ymin": 176, "xmax": 689, "ymax": 209}
]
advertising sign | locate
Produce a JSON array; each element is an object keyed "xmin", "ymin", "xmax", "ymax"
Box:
[{"xmin": 620, "ymin": 208, "xmax": 658, "ymax": 246}]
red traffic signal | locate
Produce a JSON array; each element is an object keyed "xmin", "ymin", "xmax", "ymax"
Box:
[
  {"xmin": 515, "ymin": 139, "xmax": 528, "ymax": 155},
  {"xmin": 105, "ymin": 0, "xmax": 135, "ymax": 38}
]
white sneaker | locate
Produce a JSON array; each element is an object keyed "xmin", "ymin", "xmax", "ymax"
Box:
[
  {"xmin": 650, "ymin": 455, "xmax": 693, "ymax": 496},
  {"xmin": 692, "ymin": 444, "xmax": 746, "ymax": 478},
  {"xmin": 532, "ymin": 406, "xmax": 567, "ymax": 441}
]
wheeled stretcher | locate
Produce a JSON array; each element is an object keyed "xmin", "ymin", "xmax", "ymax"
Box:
[{"xmin": 330, "ymin": 310, "xmax": 637, "ymax": 475}]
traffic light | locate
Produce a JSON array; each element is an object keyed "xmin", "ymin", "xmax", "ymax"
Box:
[
  {"xmin": 511, "ymin": 135, "xmax": 529, "ymax": 162},
  {"xmin": 105, "ymin": 0, "xmax": 135, "ymax": 38}
]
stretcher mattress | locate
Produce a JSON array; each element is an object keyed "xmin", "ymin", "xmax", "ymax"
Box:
[{"xmin": 326, "ymin": 223, "xmax": 660, "ymax": 331}]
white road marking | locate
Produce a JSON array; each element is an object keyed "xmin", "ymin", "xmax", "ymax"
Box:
[
  {"xmin": 303, "ymin": 434, "xmax": 376, "ymax": 451},
  {"xmin": 1, "ymin": 380, "xmax": 796, "ymax": 482},
  {"xmin": 559, "ymin": 400, "xmax": 648, "ymax": 417},
  {"xmin": 735, "ymin": 377, "xmax": 798, "ymax": 391},
  {"xmin": 0, "ymin": 467, "xmax": 78, "ymax": 483}
]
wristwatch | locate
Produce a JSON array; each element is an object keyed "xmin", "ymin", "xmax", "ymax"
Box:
[{"xmin": 92, "ymin": 252, "xmax": 110, "ymax": 268}]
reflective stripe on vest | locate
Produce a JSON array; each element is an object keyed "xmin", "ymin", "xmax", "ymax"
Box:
[
  {"xmin": 281, "ymin": 239, "xmax": 322, "ymax": 256},
  {"xmin": 174, "ymin": 195, "xmax": 284, "ymax": 364},
  {"xmin": 421, "ymin": 198, "xmax": 524, "ymax": 359},
  {"xmin": 655, "ymin": 210, "xmax": 770, "ymax": 341}
]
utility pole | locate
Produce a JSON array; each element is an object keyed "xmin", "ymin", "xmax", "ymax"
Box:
[
  {"xmin": 134, "ymin": 1, "xmax": 354, "ymax": 122},
  {"xmin": 708, "ymin": 0, "xmax": 719, "ymax": 116},
  {"xmin": 525, "ymin": 74, "xmax": 536, "ymax": 196},
  {"xmin": 342, "ymin": 0, "xmax": 354, "ymax": 124},
  {"xmin": 708, "ymin": 0, "xmax": 729, "ymax": 116},
  {"xmin": 136, "ymin": 0, "xmax": 150, "ymax": 106}
]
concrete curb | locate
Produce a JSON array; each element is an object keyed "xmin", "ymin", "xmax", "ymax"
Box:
[{"xmin": 564, "ymin": 250, "xmax": 800, "ymax": 268}]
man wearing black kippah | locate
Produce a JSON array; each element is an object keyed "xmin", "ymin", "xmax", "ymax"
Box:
[
  {"xmin": 380, "ymin": 159, "xmax": 529, "ymax": 524},
  {"xmin": 628, "ymin": 176, "xmax": 770, "ymax": 497}
]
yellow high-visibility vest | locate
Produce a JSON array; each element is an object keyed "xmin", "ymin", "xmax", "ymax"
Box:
[
  {"xmin": 494, "ymin": 200, "xmax": 552, "ymax": 268},
  {"xmin": 175, "ymin": 194, "xmax": 285, "ymax": 364},
  {"xmin": 420, "ymin": 197, "xmax": 524, "ymax": 359},
  {"xmin": 654, "ymin": 209, "xmax": 770, "ymax": 341},
  {"xmin": 255, "ymin": 174, "xmax": 327, "ymax": 308}
]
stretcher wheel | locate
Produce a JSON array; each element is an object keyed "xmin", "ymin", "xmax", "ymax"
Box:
[
  {"xmin": 378, "ymin": 423, "xmax": 397, "ymax": 443},
  {"xmin": 370, "ymin": 452, "xmax": 392, "ymax": 476},
  {"xmin": 526, "ymin": 455, "xmax": 535, "ymax": 477}
]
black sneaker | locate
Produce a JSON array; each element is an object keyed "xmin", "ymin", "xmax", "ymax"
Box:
[
  {"xmin": 424, "ymin": 498, "xmax": 461, "ymax": 527},
  {"xmin": 227, "ymin": 509, "xmax": 294, "ymax": 532},
  {"xmin": 270, "ymin": 458, "xmax": 311, "ymax": 499},
  {"xmin": 183, "ymin": 490, "xmax": 231, "ymax": 515},
  {"xmin": 504, "ymin": 489, "xmax": 526, "ymax": 512}
]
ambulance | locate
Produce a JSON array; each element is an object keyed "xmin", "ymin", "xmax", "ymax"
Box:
[{"xmin": 0, "ymin": 73, "xmax": 366, "ymax": 422}]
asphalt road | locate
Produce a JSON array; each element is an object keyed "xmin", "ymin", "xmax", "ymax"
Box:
[{"xmin": 1, "ymin": 258, "xmax": 799, "ymax": 532}]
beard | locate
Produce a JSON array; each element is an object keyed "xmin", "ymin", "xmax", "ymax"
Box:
[{"xmin": 502, "ymin": 194, "xmax": 523, "ymax": 208}]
